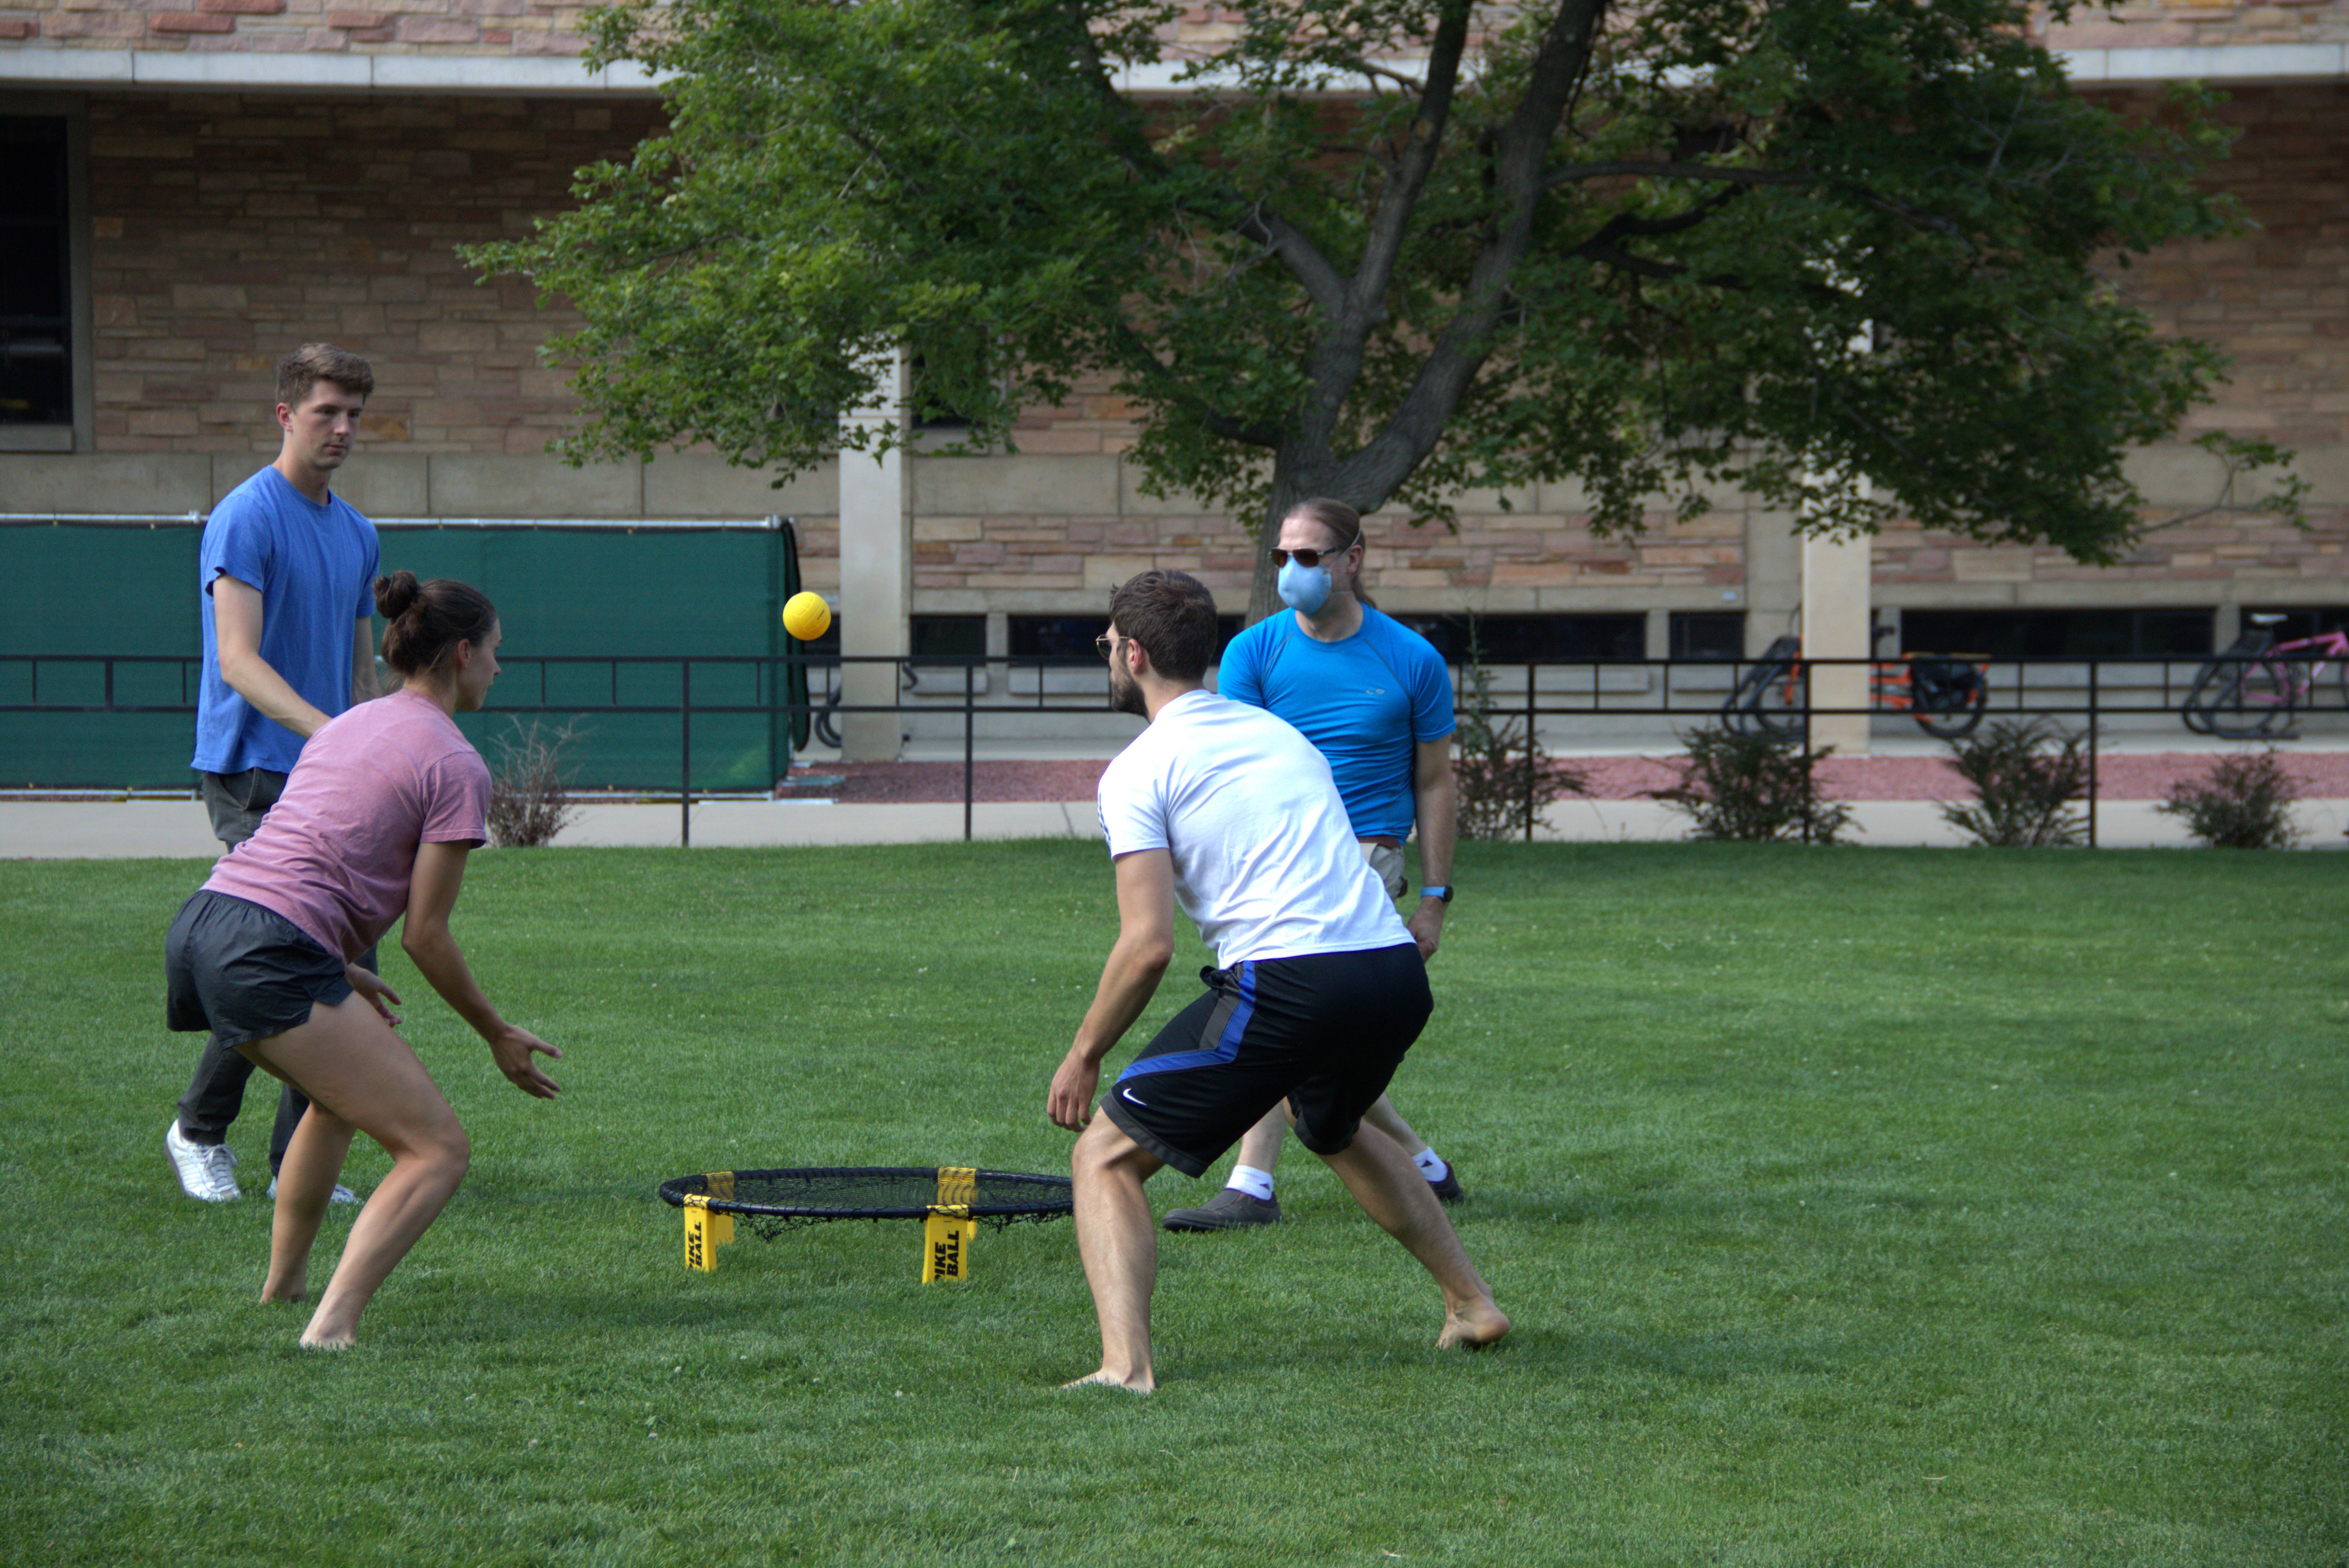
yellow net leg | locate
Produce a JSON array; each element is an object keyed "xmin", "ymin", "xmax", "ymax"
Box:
[
  {"xmin": 683, "ymin": 1194, "xmax": 734, "ymax": 1273},
  {"xmin": 923, "ymin": 1210, "xmax": 977, "ymax": 1283},
  {"xmin": 923, "ymin": 1166, "xmax": 979, "ymax": 1283}
]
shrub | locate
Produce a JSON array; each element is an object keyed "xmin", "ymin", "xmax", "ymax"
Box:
[
  {"xmin": 2158, "ymin": 750, "xmax": 2303, "ymax": 849},
  {"xmin": 486, "ymin": 718, "xmax": 588, "ymax": 848},
  {"xmin": 1647, "ymin": 723, "xmax": 1856, "ymax": 844},
  {"xmin": 1939, "ymin": 720, "xmax": 2092, "ymax": 848},
  {"xmin": 1453, "ymin": 624, "xmax": 1587, "ymax": 841}
]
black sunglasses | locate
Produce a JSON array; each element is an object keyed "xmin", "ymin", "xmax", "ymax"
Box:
[{"xmin": 1268, "ymin": 538, "xmax": 1359, "ymax": 569}]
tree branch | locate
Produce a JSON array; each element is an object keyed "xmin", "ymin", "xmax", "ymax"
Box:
[
  {"xmin": 1104, "ymin": 316, "xmax": 1286, "ymax": 448},
  {"xmin": 1330, "ymin": 0, "xmax": 1613, "ymax": 499},
  {"xmin": 1545, "ymin": 159, "xmax": 1815, "ymax": 189}
]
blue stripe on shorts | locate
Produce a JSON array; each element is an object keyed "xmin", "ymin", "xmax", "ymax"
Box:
[{"xmin": 1116, "ymin": 961, "xmax": 1256, "ymax": 1081}]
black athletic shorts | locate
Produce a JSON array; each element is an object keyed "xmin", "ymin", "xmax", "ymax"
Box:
[
  {"xmin": 165, "ymin": 889, "xmax": 353, "ymax": 1052},
  {"xmin": 1100, "ymin": 943, "xmax": 1432, "ymax": 1178}
]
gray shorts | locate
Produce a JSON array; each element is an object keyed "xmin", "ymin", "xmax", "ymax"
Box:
[
  {"xmin": 200, "ymin": 768, "xmax": 288, "ymax": 848},
  {"xmin": 1361, "ymin": 840, "xmax": 1407, "ymax": 901},
  {"xmin": 165, "ymin": 889, "xmax": 352, "ymax": 1052}
]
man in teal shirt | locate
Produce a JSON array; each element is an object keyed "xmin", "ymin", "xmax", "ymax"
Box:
[{"xmin": 1160, "ymin": 497, "xmax": 1463, "ymax": 1231}]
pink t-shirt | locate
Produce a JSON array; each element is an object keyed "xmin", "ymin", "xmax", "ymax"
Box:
[{"xmin": 204, "ymin": 688, "xmax": 493, "ymax": 961}]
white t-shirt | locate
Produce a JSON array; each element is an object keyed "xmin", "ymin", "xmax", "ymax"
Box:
[{"xmin": 1096, "ymin": 688, "xmax": 1413, "ymax": 966}]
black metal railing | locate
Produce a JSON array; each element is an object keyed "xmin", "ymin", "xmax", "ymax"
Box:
[{"xmin": 4, "ymin": 651, "xmax": 2334, "ymax": 847}]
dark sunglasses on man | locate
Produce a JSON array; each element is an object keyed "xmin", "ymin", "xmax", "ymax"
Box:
[{"xmin": 1267, "ymin": 538, "xmax": 1358, "ymax": 569}]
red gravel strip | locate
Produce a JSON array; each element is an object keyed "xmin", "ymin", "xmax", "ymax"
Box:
[{"xmin": 782, "ymin": 750, "xmax": 2349, "ymax": 805}]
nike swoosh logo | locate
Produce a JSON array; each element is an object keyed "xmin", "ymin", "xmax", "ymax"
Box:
[{"xmin": 1121, "ymin": 1087, "xmax": 1146, "ymax": 1106}]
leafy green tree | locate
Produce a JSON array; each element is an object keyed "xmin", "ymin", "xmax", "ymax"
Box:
[{"xmin": 469, "ymin": 0, "xmax": 2295, "ymax": 619}]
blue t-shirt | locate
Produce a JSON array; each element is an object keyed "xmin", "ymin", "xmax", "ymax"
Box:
[
  {"xmin": 191, "ymin": 466, "xmax": 380, "ymax": 776},
  {"xmin": 1216, "ymin": 605, "xmax": 1454, "ymax": 842}
]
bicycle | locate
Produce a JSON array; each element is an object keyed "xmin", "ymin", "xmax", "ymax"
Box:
[
  {"xmin": 2180, "ymin": 616, "xmax": 2349, "ymax": 739},
  {"xmin": 1724, "ymin": 628, "xmax": 1991, "ymax": 740}
]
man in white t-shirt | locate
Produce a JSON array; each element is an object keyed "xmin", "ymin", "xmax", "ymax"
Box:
[{"xmin": 1047, "ymin": 570, "xmax": 1508, "ymax": 1392}]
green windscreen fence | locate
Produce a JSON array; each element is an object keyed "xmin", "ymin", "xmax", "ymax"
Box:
[{"xmin": 1, "ymin": 516, "xmax": 810, "ymax": 791}]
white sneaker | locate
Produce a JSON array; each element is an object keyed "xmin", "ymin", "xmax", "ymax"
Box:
[
  {"xmin": 165, "ymin": 1120, "xmax": 241, "ymax": 1203},
  {"xmin": 266, "ymin": 1176, "xmax": 363, "ymax": 1207}
]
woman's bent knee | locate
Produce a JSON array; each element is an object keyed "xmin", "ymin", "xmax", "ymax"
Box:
[{"xmin": 391, "ymin": 1118, "xmax": 470, "ymax": 1180}]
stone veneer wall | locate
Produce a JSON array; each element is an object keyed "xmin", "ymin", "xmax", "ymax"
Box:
[
  {"xmin": 2038, "ymin": 0, "xmax": 2349, "ymax": 51},
  {"xmin": 0, "ymin": 1, "xmax": 599, "ymax": 52}
]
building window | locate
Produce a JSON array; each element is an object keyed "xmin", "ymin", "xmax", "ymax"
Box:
[
  {"xmin": 1010, "ymin": 614, "xmax": 1108, "ymax": 661},
  {"xmin": 1669, "ymin": 611, "xmax": 1745, "ymax": 661},
  {"xmin": 1897, "ymin": 609, "xmax": 2213, "ymax": 660},
  {"xmin": 1010, "ymin": 613, "xmax": 1244, "ymax": 661},
  {"xmin": 2242, "ymin": 606, "xmax": 2349, "ymax": 642},
  {"xmin": 1390, "ymin": 613, "xmax": 1646, "ymax": 664},
  {"xmin": 910, "ymin": 614, "xmax": 985, "ymax": 658},
  {"xmin": 0, "ymin": 115, "xmax": 73, "ymax": 434}
]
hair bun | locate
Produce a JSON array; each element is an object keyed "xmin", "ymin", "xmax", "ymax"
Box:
[{"xmin": 373, "ymin": 570, "xmax": 420, "ymax": 621}]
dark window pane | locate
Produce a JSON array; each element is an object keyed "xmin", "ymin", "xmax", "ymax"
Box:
[
  {"xmin": 0, "ymin": 120, "xmax": 65, "ymax": 222},
  {"xmin": 1009, "ymin": 614, "xmax": 1264, "ymax": 660},
  {"xmin": 0, "ymin": 115, "xmax": 69, "ymax": 427},
  {"xmin": 1900, "ymin": 609, "xmax": 2213, "ymax": 660},
  {"xmin": 1669, "ymin": 611, "xmax": 1745, "ymax": 660},
  {"xmin": 1391, "ymin": 614, "xmax": 1646, "ymax": 663},
  {"xmin": 1009, "ymin": 615, "xmax": 1104, "ymax": 660},
  {"xmin": 0, "ymin": 342, "xmax": 67, "ymax": 423},
  {"xmin": 910, "ymin": 614, "xmax": 985, "ymax": 658},
  {"xmin": 2136, "ymin": 610, "xmax": 2216, "ymax": 657},
  {"xmin": 0, "ymin": 243, "xmax": 67, "ymax": 318}
]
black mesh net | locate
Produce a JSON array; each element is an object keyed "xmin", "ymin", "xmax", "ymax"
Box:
[{"xmin": 659, "ymin": 1166, "xmax": 1073, "ymax": 1238}]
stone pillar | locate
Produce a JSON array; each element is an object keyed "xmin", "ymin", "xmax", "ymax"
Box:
[
  {"xmin": 839, "ymin": 351, "xmax": 910, "ymax": 762},
  {"xmin": 1800, "ymin": 524, "xmax": 1873, "ymax": 755},
  {"xmin": 1743, "ymin": 506, "xmax": 1803, "ymax": 653}
]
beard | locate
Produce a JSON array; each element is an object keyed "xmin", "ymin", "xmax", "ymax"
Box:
[{"xmin": 1107, "ymin": 664, "xmax": 1148, "ymax": 718}]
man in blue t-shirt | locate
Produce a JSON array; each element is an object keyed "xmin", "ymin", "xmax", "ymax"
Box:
[
  {"xmin": 165, "ymin": 344, "xmax": 381, "ymax": 1207},
  {"xmin": 1159, "ymin": 498, "xmax": 1464, "ymax": 1232}
]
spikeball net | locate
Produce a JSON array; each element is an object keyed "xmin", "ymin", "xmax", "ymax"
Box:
[{"xmin": 658, "ymin": 1166, "xmax": 1073, "ymax": 1282}]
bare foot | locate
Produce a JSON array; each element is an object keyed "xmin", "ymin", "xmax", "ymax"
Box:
[
  {"xmin": 259, "ymin": 1273, "xmax": 307, "ymax": 1305},
  {"xmin": 300, "ymin": 1305, "xmax": 359, "ymax": 1350},
  {"xmin": 1061, "ymin": 1369, "xmax": 1153, "ymax": 1394},
  {"xmin": 1436, "ymin": 1299, "xmax": 1511, "ymax": 1350}
]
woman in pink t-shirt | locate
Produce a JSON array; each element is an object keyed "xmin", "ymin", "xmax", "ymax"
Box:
[{"xmin": 165, "ymin": 571, "xmax": 561, "ymax": 1349}]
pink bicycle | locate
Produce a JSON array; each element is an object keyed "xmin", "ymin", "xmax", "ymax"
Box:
[{"xmin": 2180, "ymin": 616, "xmax": 2349, "ymax": 739}]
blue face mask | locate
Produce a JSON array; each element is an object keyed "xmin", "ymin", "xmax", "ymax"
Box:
[{"xmin": 1277, "ymin": 558, "xmax": 1333, "ymax": 615}]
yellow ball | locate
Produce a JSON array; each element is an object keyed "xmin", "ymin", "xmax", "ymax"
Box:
[{"xmin": 782, "ymin": 591, "xmax": 832, "ymax": 642}]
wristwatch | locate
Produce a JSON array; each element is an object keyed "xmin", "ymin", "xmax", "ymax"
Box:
[{"xmin": 1420, "ymin": 886, "xmax": 1453, "ymax": 903}]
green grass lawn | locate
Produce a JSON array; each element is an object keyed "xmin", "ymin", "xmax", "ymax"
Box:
[{"xmin": 1, "ymin": 841, "xmax": 2342, "ymax": 1567}]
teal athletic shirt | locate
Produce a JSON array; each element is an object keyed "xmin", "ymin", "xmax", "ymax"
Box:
[{"xmin": 1216, "ymin": 604, "xmax": 1455, "ymax": 844}]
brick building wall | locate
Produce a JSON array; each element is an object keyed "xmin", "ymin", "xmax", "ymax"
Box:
[
  {"xmin": 2039, "ymin": 0, "xmax": 2349, "ymax": 51},
  {"xmin": 0, "ymin": 2, "xmax": 597, "ymax": 53},
  {"xmin": 84, "ymin": 91, "xmax": 660, "ymax": 454}
]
